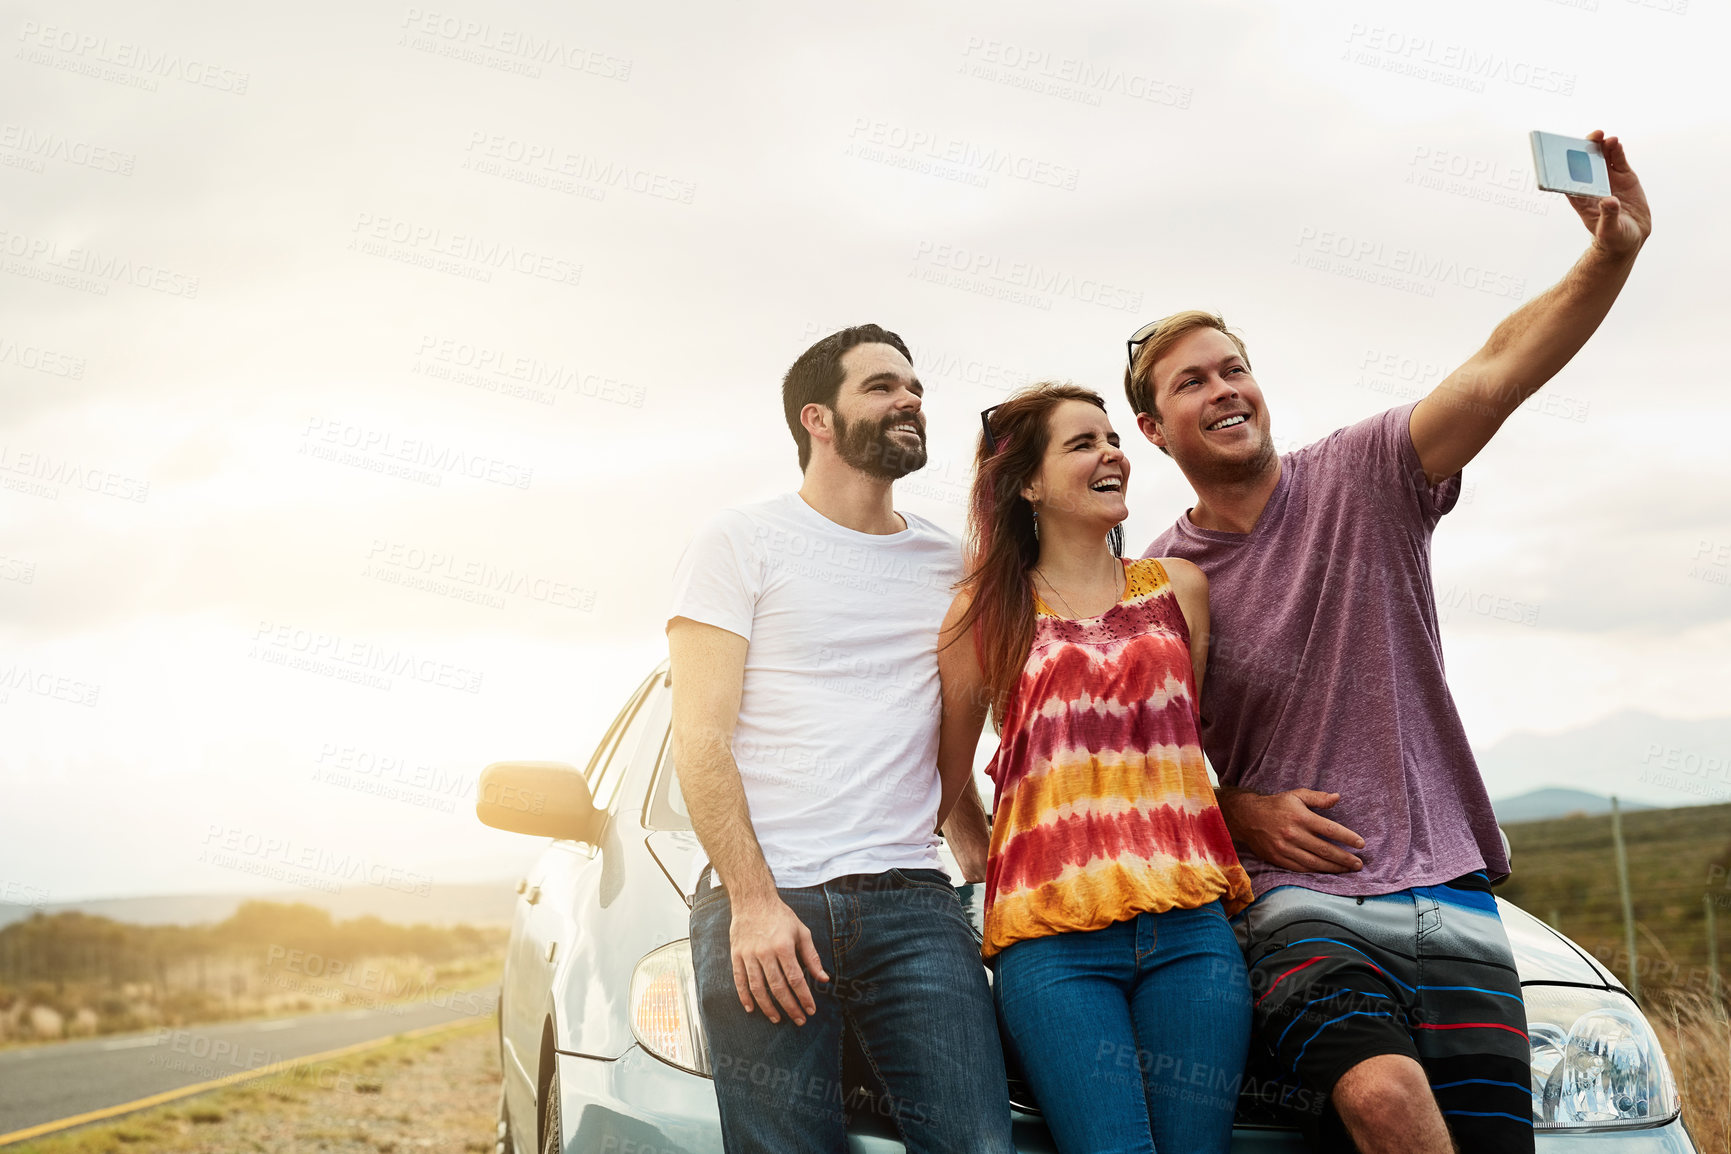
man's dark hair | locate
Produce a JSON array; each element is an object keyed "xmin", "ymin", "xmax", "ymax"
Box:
[{"xmin": 782, "ymin": 325, "xmax": 912, "ymax": 472}]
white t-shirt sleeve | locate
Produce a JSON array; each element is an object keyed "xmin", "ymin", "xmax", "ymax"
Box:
[{"xmin": 667, "ymin": 510, "xmax": 760, "ymax": 642}]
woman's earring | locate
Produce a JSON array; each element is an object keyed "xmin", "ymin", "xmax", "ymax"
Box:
[{"xmin": 1031, "ymin": 504, "xmax": 1040, "ymax": 541}]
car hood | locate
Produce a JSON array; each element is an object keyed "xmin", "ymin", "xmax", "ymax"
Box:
[
  {"xmin": 647, "ymin": 832, "xmax": 1619, "ymax": 989},
  {"xmin": 1497, "ymin": 896, "xmax": 1620, "ymax": 988}
]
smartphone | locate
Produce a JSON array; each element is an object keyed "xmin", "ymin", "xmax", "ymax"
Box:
[{"xmin": 1529, "ymin": 131, "xmax": 1611, "ymax": 198}]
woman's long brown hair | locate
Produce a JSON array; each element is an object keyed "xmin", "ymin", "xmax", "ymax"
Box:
[{"xmin": 944, "ymin": 383, "xmax": 1122, "ymax": 730}]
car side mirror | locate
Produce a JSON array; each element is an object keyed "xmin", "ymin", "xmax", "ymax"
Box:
[{"xmin": 476, "ymin": 761, "xmax": 604, "ymax": 843}]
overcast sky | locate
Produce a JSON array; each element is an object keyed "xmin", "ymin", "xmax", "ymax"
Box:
[{"xmin": 2, "ymin": 0, "xmax": 1727, "ymax": 905}]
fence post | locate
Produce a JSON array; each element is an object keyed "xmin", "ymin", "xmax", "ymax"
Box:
[
  {"xmin": 1706, "ymin": 891, "xmax": 1721, "ymax": 1004},
  {"xmin": 1612, "ymin": 795, "xmax": 1639, "ymax": 1001}
]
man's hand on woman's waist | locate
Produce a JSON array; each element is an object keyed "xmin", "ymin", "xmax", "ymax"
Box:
[{"xmin": 1216, "ymin": 786, "xmax": 1366, "ymax": 874}]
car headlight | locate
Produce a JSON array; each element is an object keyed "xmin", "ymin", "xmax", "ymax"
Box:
[
  {"xmin": 629, "ymin": 940, "xmax": 711, "ymax": 1076},
  {"xmin": 1525, "ymin": 985, "xmax": 1679, "ymax": 1129}
]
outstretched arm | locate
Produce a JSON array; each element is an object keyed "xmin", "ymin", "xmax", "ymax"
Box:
[
  {"xmin": 667, "ymin": 617, "xmax": 828, "ymax": 1025},
  {"xmin": 1410, "ymin": 130, "xmax": 1651, "ymax": 484}
]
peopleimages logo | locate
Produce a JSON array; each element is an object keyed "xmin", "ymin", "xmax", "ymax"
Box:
[
  {"xmin": 0, "ymin": 663, "xmax": 101, "ymax": 707},
  {"xmin": 412, "ymin": 335, "xmax": 647, "ymax": 408},
  {"xmin": 910, "ymin": 240, "xmax": 1142, "ymax": 314},
  {"xmin": 844, "ymin": 118, "xmax": 1081, "ymax": 191},
  {"xmin": 300, "ymin": 417, "xmax": 534, "ymax": 490},
  {"xmin": 347, "ymin": 212, "xmax": 582, "ymax": 289},
  {"xmin": 463, "ymin": 132, "xmax": 694, "ymax": 204},
  {"xmin": 398, "ymin": 8, "xmax": 632, "ymax": 81},
  {"xmin": 1342, "ymin": 24, "xmax": 1576, "ymax": 96},
  {"xmin": 957, "ymin": 37, "xmax": 1193, "ymax": 109},
  {"xmin": 0, "ymin": 124, "xmax": 136, "ymax": 175},
  {"xmin": 15, "ymin": 20, "xmax": 251, "ymax": 94},
  {"xmin": 200, "ymin": 825, "xmax": 435, "ymax": 896},
  {"xmin": 364, "ymin": 538, "xmax": 596, "ymax": 611},
  {"xmin": 263, "ymin": 947, "xmax": 494, "ymax": 1017},
  {"xmin": 250, "ymin": 620, "xmax": 485, "ymax": 695},
  {"xmin": 749, "ymin": 523, "xmax": 954, "ymax": 595},
  {"xmin": 0, "ymin": 444, "xmax": 149, "ymax": 502},
  {"xmin": 0, "ymin": 226, "xmax": 200, "ymax": 298},
  {"xmin": 1294, "ymin": 227, "xmax": 1526, "ymax": 300},
  {"xmin": 1404, "ymin": 145, "xmax": 1554, "ymax": 218},
  {"xmin": 0, "ymin": 333, "xmax": 86, "ymax": 378}
]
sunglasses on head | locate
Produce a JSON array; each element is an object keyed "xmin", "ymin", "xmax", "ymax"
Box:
[
  {"xmin": 979, "ymin": 403, "xmax": 1006, "ymax": 454},
  {"xmin": 1125, "ymin": 318, "xmax": 1164, "ymax": 371}
]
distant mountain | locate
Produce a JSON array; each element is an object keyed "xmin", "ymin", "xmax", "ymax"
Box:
[
  {"xmin": 1477, "ymin": 710, "xmax": 1731, "ymax": 810},
  {"xmin": 0, "ymin": 880, "xmax": 518, "ymax": 931},
  {"xmin": 1492, "ymin": 788, "xmax": 1652, "ymax": 825}
]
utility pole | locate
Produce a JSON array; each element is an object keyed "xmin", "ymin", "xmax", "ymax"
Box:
[{"xmin": 1612, "ymin": 796, "xmax": 1639, "ymax": 1001}]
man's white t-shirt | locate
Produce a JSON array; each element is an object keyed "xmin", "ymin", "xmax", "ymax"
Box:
[{"xmin": 667, "ymin": 492, "xmax": 962, "ymax": 888}]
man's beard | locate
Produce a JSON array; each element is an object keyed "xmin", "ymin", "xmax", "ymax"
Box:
[
  {"xmin": 834, "ymin": 411, "xmax": 927, "ymax": 480},
  {"xmin": 1179, "ymin": 423, "xmax": 1278, "ymax": 488}
]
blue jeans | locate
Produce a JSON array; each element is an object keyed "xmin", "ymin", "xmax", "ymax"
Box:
[
  {"xmin": 690, "ymin": 868, "xmax": 1015, "ymax": 1154},
  {"xmin": 994, "ymin": 902, "xmax": 1252, "ymax": 1154}
]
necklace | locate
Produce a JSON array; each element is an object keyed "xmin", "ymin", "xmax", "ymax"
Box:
[
  {"xmin": 1033, "ymin": 570, "xmax": 1082, "ymax": 618},
  {"xmin": 1032, "ymin": 565, "xmax": 1116, "ymax": 620}
]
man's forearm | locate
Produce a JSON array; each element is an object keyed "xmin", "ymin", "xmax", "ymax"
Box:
[
  {"xmin": 1456, "ymin": 242, "xmax": 1640, "ymax": 414},
  {"xmin": 1213, "ymin": 784, "xmax": 1253, "ymax": 845},
  {"xmin": 673, "ymin": 732, "xmax": 779, "ymax": 907},
  {"xmin": 1413, "ymin": 239, "xmax": 1643, "ymax": 482}
]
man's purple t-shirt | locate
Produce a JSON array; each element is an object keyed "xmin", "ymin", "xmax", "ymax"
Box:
[{"xmin": 1143, "ymin": 402, "xmax": 1508, "ymax": 899}]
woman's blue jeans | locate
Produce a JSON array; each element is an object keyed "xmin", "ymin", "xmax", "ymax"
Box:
[{"xmin": 994, "ymin": 901, "xmax": 1252, "ymax": 1154}]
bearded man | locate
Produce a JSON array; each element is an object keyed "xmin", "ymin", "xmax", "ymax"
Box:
[{"xmin": 666, "ymin": 325, "xmax": 1012, "ymax": 1154}]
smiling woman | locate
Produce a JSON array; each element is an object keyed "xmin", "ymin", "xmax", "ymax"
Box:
[{"xmin": 937, "ymin": 381, "xmax": 1254, "ymax": 1153}]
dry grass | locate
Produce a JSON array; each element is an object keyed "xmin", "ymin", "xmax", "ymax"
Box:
[
  {"xmin": 9, "ymin": 1018, "xmax": 499, "ymax": 1154},
  {"xmin": 1648, "ymin": 990, "xmax": 1730, "ymax": 1151},
  {"xmin": 0, "ymin": 955, "xmax": 503, "ymax": 1053}
]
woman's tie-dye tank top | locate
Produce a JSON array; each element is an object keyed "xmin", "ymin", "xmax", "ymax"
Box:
[{"xmin": 981, "ymin": 557, "xmax": 1253, "ymax": 958}]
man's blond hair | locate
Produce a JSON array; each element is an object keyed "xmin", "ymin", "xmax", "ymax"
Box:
[{"xmin": 1123, "ymin": 310, "xmax": 1252, "ymax": 423}]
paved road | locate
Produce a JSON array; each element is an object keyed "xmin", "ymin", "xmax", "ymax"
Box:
[{"xmin": 0, "ymin": 989, "xmax": 498, "ymax": 1141}]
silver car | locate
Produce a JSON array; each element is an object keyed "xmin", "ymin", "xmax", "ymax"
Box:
[{"xmin": 479, "ymin": 663, "xmax": 1700, "ymax": 1153}]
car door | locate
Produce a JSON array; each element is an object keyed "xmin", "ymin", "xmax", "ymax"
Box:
[
  {"xmin": 524, "ymin": 678, "xmax": 672, "ymax": 1019},
  {"xmin": 503, "ymin": 672, "xmax": 657, "ymax": 1091}
]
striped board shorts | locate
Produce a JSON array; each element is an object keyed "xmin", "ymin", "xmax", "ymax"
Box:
[{"xmin": 1232, "ymin": 871, "xmax": 1534, "ymax": 1152}]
